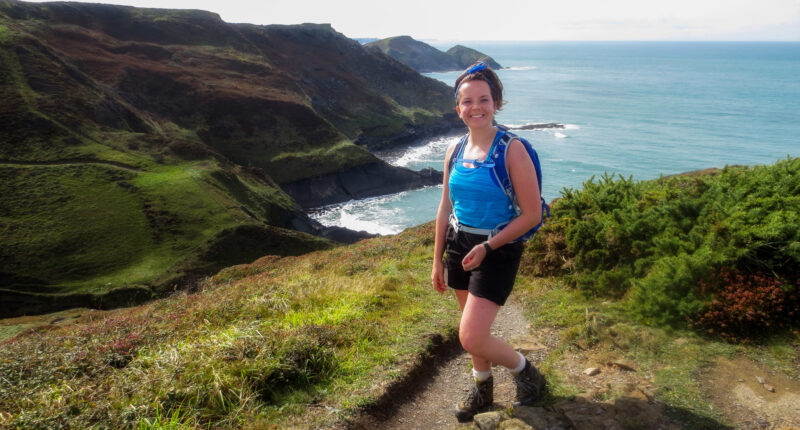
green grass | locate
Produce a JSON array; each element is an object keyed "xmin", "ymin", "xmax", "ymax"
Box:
[
  {"xmin": 0, "ymin": 223, "xmax": 460, "ymax": 429},
  {"xmin": 267, "ymin": 139, "xmax": 377, "ymax": 183},
  {"xmin": 0, "ymin": 155, "xmax": 317, "ymax": 296},
  {"xmin": 1, "ymin": 164, "xmax": 154, "ymax": 288},
  {"xmin": 0, "ymin": 24, "xmax": 9, "ymax": 43}
]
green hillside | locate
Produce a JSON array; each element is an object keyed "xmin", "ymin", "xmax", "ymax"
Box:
[{"xmin": 0, "ymin": 1, "xmax": 458, "ymax": 314}]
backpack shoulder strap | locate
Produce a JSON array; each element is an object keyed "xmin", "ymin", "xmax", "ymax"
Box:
[
  {"xmin": 491, "ymin": 129, "xmax": 516, "ymax": 200},
  {"xmin": 447, "ymin": 134, "xmax": 469, "ymax": 174},
  {"xmin": 447, "ymin": 134, "xmax": 469, "ymax": 217}
]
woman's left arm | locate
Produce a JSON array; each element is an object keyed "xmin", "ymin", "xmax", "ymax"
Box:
[{"xmin": 460, "ymin": 139, "xmax": 541, "ymax": 270}]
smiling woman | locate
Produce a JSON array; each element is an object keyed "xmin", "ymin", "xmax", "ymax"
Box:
[{"xmin": 430, "ymin": 62, "xmax": 547, "ymax": 422}]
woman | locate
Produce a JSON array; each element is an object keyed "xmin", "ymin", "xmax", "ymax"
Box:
[{"xmin": 431, "ymin": 62, "xmax": 546, "ymax": 422}]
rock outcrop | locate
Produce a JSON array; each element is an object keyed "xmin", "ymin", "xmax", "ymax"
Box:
[
  {"xmin": 282, "ymin": 163, "xmax": 443, "ymax": 209},
  {"xmin": 473, "ymin": 393, "xmax": 671, "ymax": 430},
  {"xmin": 365, "ymin": 35, "xmax": 502, "ymax": 73}
]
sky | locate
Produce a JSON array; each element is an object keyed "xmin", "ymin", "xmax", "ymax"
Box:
[{"xmin": 22, "ymin": 0, "xmax": 800, "ymax": 41}]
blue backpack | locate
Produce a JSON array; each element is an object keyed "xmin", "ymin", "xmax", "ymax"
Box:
[{"xmin": 447, "ymin": 127, "xmax": 550, "ymax": 242}]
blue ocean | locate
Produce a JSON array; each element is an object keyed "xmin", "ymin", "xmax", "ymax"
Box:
[{"xmin": 311, "ymin": 42, "xmax": 800, "ymax": 234}]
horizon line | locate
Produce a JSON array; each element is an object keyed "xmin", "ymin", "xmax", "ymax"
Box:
[{"xmin": 353, "ymin": 38, "xmax": 800, "ymax": 44}]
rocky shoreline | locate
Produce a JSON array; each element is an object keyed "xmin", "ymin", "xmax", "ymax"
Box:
[{"xmin": 282, "ymin": 161, "xmax": 443, "ymax": 209}]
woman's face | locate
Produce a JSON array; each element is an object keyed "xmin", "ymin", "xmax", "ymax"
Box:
[{"xmin": 456, "ymin": 80, "xmax": 496, "ymax": 129}]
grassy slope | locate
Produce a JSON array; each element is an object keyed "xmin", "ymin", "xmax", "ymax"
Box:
[
  {"xmin": 0, "ymin": 4, "xmax": 459, "ymax": 304},
  {"xmin": 0, "ymin": 11, "xmax": 342, "ymax": 301},
  {"xmin": 0, "ymin": 153, "xmax": 330, "ymax": 294},
  {"xmin": 0, "ymin": 223, "xmax": 461, "ymax": 428},
  {"xmin": 1, "ymin": 221, "xmax": 797, "ymax": 429}
]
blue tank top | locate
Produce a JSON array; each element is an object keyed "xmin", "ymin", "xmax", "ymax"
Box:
[{"xmin": 448, "ymin": 135, "xmax": 516, "ymax": 229}]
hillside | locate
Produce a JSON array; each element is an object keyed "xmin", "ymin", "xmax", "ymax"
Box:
[
  {"xmin": 365, "ymin": 35, "xmax": 502, "ymax": 73},
  {"xmin": 0, "ymin": 0, "xmax": 461, "ymax": 316},
  {"xmin": 1, "ymin": 160, "xmax": 798, "ymax": 429}
]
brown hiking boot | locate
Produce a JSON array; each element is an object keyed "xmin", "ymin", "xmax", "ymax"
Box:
[
  {"xmin": 514, "ymin": 360, "xmax": 546, "ymax": 406},
  {"xmin": 454, "ymin": 376, "xmax": 493, "ymax": 422}
]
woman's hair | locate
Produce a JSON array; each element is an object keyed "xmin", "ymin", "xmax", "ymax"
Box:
[{"xmin": 453, "ymin": 61, "xmax": 504, "ymax": 109}]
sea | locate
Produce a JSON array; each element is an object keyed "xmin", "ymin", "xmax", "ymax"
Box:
[{"xmin": 310, "ymin": 42, "xmax": 800, "ymax": 235}]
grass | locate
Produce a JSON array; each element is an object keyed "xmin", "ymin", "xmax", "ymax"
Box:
[
  {"xmin": 0, "ymin": 223, "xmax": 460, "ymax": 429},
  {"xmin": 0, "ymin": 153, "xmax": 321, "ymax": 298},
  {"xmin": 2, "ymin": 219, "xmax": 798, "ymax": 428},
  {"xmin": 268, "ymin": 139, "xmax": 377, "ymax": 183}
]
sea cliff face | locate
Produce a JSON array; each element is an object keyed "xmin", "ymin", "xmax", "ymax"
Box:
[{"xmin": 0, "ymin": 0, "xmax": 458, "ymax": 316}]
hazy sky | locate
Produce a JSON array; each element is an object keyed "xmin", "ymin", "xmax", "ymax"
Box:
[{"xmin": 23, "ymin": 0, "xmax": 800, "ymax": 41}]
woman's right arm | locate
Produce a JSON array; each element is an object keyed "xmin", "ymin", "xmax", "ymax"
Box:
[{"xmin": 431, "ymin": 143, "xmax": 456, "ymax": 293}]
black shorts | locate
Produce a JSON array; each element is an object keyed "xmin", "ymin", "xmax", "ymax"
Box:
[{"xmin": 444, "ymin": 225, "xmax": 524, "ymax": 306}]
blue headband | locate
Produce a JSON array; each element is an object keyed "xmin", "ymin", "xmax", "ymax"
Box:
[{"xmin": 454, "ymin": 62, "xmax": 492, "ymax": 102}]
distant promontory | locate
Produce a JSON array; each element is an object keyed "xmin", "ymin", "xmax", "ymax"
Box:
[{"xmin": 365, "ymin": 36, "xmax": 502, "ymax": 73}]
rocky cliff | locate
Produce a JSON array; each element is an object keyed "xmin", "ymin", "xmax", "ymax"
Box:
[
  {"xmin": 365, "ymin": 35, "xmax": 502, "ymax": 73},
  {"xmin": 0, "ymin": 0, "xmax": 459, "ymax": 316}
]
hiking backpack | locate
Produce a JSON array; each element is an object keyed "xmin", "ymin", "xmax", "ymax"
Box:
[{"xmin": 447, "ymin": 126, "xmax": 550, "ymax": 242}]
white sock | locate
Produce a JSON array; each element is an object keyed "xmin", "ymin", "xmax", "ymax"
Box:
[
  {"xmin": 472, "ymin": 368, "xmax": 492, "ymax": 382},
  {"xmin": 509, "ymin": 351, "xmax": 527, "ymax": 375}
]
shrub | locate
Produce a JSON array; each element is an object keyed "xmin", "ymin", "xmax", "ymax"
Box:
[
  {"xmin": 524, "ymin": 157, "xmax": 800, "ymax": 332},
  {"xmin": 690, "ymin": 268, "xmax": 800, "ymax": 340},
  {"xmin": 520, "ymin": 217, "xmax": 574, "ymax": 277},
  {"xmin": 628, "ymin": 251, "xmax": 711, "ymax": 327}
]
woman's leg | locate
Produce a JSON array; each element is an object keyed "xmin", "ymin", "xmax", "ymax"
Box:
[{"xmin": 457, "ymin": 292, "xmax": 521, "ymax": 371}]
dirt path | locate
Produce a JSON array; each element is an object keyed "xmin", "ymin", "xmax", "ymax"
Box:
[
  {"xmin": 347, "ymin": 295, "xmax": 800, "ymax": 430},
  {"xmin": 351, "ymin": 300, "xmax": 554, "ymax": 429}
]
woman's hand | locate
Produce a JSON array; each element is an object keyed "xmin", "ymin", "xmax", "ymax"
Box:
[
  {"xmin": 461, "ymin": 244, "xmax": 487, "ymax": 271},
  {"xmin": 431, "ymin": 260, "xmax": 447, "ymax": 293}
]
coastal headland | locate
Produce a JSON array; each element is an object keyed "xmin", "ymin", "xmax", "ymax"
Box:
[
  {"xmin": 365, "ymin": 35, "xmax": 502, "ymax": 72},
  {"xmin": 0, "ymin": 0, "xmax": 462, "ymax": 316}
]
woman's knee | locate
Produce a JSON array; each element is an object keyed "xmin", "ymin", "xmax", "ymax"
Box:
[{"xmin": 459, "ymin": 327, "xmax": 488, "ymax": 354}]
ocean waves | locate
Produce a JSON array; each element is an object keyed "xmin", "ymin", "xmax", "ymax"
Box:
[{"xmin": 308, "ymin": 186, "xmax": 443, "ymax": 235}]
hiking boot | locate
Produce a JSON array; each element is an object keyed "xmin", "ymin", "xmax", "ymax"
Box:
[
  {"xmin": 454, "ymin": 376, "xmax": 493, "ymax": 422},
  {"xmin": 514, "ymin": 360, "xmax": 546, "ymax": 406}
]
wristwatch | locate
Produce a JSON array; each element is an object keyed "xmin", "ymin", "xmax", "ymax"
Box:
[{"xmin": 482, "ymin": 241, "xmax": 492, "ymax": 253}]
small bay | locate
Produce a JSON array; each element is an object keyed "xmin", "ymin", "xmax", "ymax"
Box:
[{"xmin": 310, "ymin": 41, "xmax": 800, "ymax": 234}]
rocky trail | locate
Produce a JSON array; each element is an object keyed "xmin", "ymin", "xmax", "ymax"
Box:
[{"xmin": 346, "ymin": 300, "xmax": 800, "ymax": 430}]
